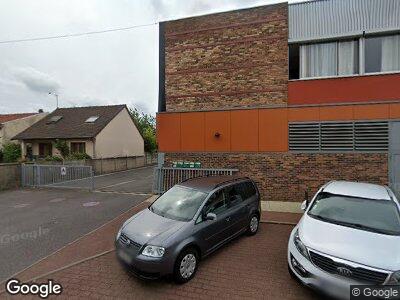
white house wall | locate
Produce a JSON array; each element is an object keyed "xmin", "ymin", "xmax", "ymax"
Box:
[{"xmin": 94, "ymin": 108, "xmax": 144, "ymax": 158}]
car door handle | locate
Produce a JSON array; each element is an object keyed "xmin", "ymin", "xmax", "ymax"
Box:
[{"xmin": 225, "ymin": 217, "xmax": 231, "ymax": 222}]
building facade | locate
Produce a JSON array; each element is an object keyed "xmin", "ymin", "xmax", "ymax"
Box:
[
  {"xmin": 14, "ymin": 105, "xmax": 144, "ymax": 160},
  {"xmin": 157, "ymin": 0, "xmax": 400, "ymax": 212},
  {"xmin": 0, "ymin": 112, "xmax": 47, "ymax": 149}
]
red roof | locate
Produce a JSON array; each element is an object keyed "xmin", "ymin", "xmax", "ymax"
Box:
[{"xmin": 0, "ymin": 113, "xmax": 37, "ymax": 123}]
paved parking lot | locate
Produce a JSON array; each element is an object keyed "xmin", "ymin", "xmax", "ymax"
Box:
[
  {"xmin": 0, "ymin": 166, "xmax": 154, "ymax": 283},
  {"xmin": 1, "ymin": 223, "xmax": 322, "ymax": 300}
]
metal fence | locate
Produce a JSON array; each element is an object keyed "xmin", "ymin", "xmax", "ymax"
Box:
[
  {"xmin": 153, "ymin": 167, "xmax": 239, "ymax": 194},
  {"xmin": 22, "ymin": 164, "xmax": 94, "ymax": 190}
]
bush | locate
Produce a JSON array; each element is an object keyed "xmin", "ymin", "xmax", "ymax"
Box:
[
  {"xmin": 2, "ymin": 143, "xmax": 21, "ymax": 163},
  {"xmin": 44, "ymin": 155, "xmax": 63, "ymax": 162},
  {"xmin": 66, "ymin": 152, "xmax": 91, "ymax": 160},
  {"xmin": 54, "ymin": 139, "xmax": 69, "ymax": 158}
]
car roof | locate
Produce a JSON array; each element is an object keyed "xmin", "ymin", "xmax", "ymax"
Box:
[
  {"xmin": 178, "ymin": 176, "xmax": 250, "ymax": 193},
  {"xmin": 323, "ymin": 181, "xmax": 391, "ymax": 201}
]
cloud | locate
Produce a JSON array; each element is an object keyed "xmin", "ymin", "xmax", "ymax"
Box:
[{"xmin": 12, "ymin": 66, "xmax": 60, "ymax": 94}]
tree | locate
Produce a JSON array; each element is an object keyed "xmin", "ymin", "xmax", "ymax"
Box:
[
  {"xmin": 129, "ymin": 107, "xmax": 157, "ymax": 153},
  {"xmin": 2, "ymin": 143, "xmax": 21, "ymax": 163},
  {"xmin": 54, "ymin": 139, "xmax": 69, "ymax": 158}
]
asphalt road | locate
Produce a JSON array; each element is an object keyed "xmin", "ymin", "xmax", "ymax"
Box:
[
  {"xmin": 0, "ymin": 166, "xmax": 154, "ymax": 282},
  {"xmin": 49, "ymin": 166, "xmax": 154, "ymax": 193}
]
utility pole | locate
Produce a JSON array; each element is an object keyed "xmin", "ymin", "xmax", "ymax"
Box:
[{"xmin": 48, "ymin": 92, "xmax": 59, "ymax": 108}]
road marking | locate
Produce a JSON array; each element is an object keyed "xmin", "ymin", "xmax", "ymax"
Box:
[
  {"xmin": 13, "ymin": 204, "xmax": 30, "ymax": 208},
  {"xmin": 82, "ymin": 201, "xmax": 100, "ymax": 207},
  {"xmin": 98, "ymin": 179, "xmax": 136, "ymax": 189},
  {"xmin": 49, "ymin": 198, "xmax": 65, "ymax": 203}
]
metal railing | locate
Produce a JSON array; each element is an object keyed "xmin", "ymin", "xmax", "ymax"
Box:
[
  {"xmin": 22, "ymin": 164, "xmax": 94, "ymax": 191},
  {"xmin": 153, "ymin": 167, "xmax": 239, "ymax": 194}
]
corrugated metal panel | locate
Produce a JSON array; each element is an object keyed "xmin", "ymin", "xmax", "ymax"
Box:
[{"xmin": 289, "ymin": 0, "xmax": 400, "ymax": 43}]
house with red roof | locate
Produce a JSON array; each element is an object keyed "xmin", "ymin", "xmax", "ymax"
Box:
[{"xmin": 0, "ymin": 111, "xmax": 47, "ymax": 150}]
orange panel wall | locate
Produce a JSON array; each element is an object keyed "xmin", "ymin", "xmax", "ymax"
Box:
[
  {"xmin": 157, "ymin": 102, "xmax": 399, "ymax": 152},
  {"xmin": 353, "ymin": 104, "xmax": 389, "ymax": 120},
  {"xmin": 231, "ymin": 110, "xmax": 259, "ymax": 152},
  {"xmin": 259, "ymin": 108, "xmax": 288, "ymax": 151},
  {"xmin": 157, "ymin": 113, "xmax": 181, "ymax": 152},
  {"xmin": 289, "ymin": 73, "xmax": 400, "ymax": 105},
  {"xmin": 288, "ymin": 107, "xmax": 319, "ymax": 121},
  {"xmin": 205, "ymin": 111, "xmax": 231, "ymax": 152},
  {"xmin": 319, "ymin": 106, "xmax": 354, "ymax": 121},
  {"xmin": 181, "ymin": 112, "xmax": 205, "ymax": 151},
  {"xmin": 390, "ymin": 103, "xmax": 400, "ymax": 119}
]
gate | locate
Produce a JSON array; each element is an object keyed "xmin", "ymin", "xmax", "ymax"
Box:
[
  {"xmin": 22, "ymin": 164, "xmax": 94, "ymax": 191},
  {"xmin": 153, "ymin": 167, "xmax": 239, "ymax": 194},
  {"xmin": 389, "ymin": 121, "xmax": 400, "ymax": 198}
]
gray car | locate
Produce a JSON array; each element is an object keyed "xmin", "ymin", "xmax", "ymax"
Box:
[{"xmin": 115, "ymin": 176, "xmax": 261, "ymax": 283}]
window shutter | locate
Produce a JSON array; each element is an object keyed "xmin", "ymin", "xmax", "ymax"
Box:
[{"xmin": 289, "ymin": 123, "xmax": 320, "ymax": 151}]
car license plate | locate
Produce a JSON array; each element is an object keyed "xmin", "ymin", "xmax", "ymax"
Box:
[{"xmin": 118, "ymin": 250, "xmax": 132, "ymax": 264}]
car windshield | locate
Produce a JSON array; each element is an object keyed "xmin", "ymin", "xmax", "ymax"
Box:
[
  {"xmin": 308, "ymin": 192, "xmax": 400, "ymax": 236},
  {"xmin": 149, "ymin": 185, "xmax": 207, "ymax": 222}
]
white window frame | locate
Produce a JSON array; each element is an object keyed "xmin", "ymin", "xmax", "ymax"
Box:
[{"xmin": 291, "ymin": 33, "xmax": 400, "ymax": 81}]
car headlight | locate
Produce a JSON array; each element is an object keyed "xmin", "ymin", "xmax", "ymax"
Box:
[
  {"xmin": 293, "ymin": 229, "xmax": 310, "ymax": 260},
  {"xmin": 116, "ymin": 228, "xmax": 122, "ymax": 241},
  {"xmin": 387, "ymin": 271, "xmax": 400, "ymax": 285},
  {"xmin": 142, "ymin": 245, "xmax": 165, "ymax": 258}
]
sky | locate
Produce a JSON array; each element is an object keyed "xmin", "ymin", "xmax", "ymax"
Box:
[{"xmin": 0, "ymin": 0, "xmax": 302, "ymax": 115}]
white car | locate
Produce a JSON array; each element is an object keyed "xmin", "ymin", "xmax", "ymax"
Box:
[{"xmin": 288, "ymin": 181, "xmax": 400, "ymax": 300}]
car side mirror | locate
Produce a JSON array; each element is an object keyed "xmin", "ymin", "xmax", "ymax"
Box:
[
  {"xmin": 301, "ymin": 200, "xmax": 308, "ymax": 211},
  {"xmin": 205, "ymin": 212, "xmax": 217, "ymax": 221}
]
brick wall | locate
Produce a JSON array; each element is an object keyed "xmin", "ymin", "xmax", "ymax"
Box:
[
  {"xmin": 164, "ymin": 3, "xmax": 288, "ymax": 112},
  {"xmin": 164, "ymin": 152, "xmax": 388, "ymax": 203}
]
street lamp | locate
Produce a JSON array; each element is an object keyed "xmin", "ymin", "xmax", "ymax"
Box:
[{"xmin": 48, "ymin": 92, "xmax": 59, "ymax": 108}]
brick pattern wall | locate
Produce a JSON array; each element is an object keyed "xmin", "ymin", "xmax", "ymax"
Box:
[
  {"xmin": 164, "ymin": 3, "xmax": 288, "ymax": 112},
  {"xmin": 165, "ymin": 152, "xmax": 388, "ymax": 203}
]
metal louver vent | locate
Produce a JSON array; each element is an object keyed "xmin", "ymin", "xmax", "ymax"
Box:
[
  {"xmin": 321, "ymin": 122, "xmax": 353, "ymax": 151},
  {"xmin": 289, "ymin": 123, "xmax": 319, "ymax": 151},
  {"xmin": 355, "ymin": 122, "xmax": 388, "ymax": 151},
  {"xmin": 289, "ymin": 121, "xmax": 388, "ymax": 152}
]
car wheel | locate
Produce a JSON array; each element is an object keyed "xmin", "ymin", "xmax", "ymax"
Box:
[
  {"xmin": 246, "ymin": 213, "xmax": 259, "ymax": 236},
  {"xmin": 174, "ymin": 248, "xmax": 199, "ymax": 284}
]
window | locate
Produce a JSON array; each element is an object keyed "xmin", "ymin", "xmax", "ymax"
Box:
[
  {"xmin": 365, "ymin": 34, "xmax": 400, "ymax": 73},
  {"xmin": 298, "ymin": 40, "xmax": 358, "ymax": 79},
  {"xmin": 289, "ymin": 121, "xmax": 389, "ymax": 152},
  {"xmin": 308, "ymin": 193, "xmax": 400, "ymax": 236},
  {"xmin": 70, "ymin": 142, "xmax": 86, "ymax": 154},
  {"xmin": 85, "ymin": 116, "xmax": 99, "ymax": 123},
  {"xmin": 290, "ymin": 34, "xmax": 400, "ymax": 80},
  {"xmin": 203, "ymin": 190, "xmax": 227, "ymax": 216},
  {"xmin": 39, "ymin": 143, "xmax": 52, "ymax": 157},
  {"xmin": 150, "ymin": 185, "xmax": 207, "ymax": 222},
  {"xmin": 224, "ymin": 185, "xmax": 243, "ymax": 207},
  {"xmin": 46, "ymin": 116, "xmax": 62, "ymax": 124},
  {"xmin": 233, "ymin": 181, "xmax": 257, "ymax": 201}
]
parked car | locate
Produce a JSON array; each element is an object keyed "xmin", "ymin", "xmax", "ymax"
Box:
[
  {"xmin": 288, "ymin": 181, "xmax": 400, "ymax": 299},
  {"xmin": 116, "ymin": 176, "xmax": 261, "ymax": 283}
]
